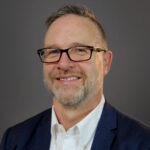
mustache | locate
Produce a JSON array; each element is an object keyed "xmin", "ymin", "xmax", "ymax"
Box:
[{"xmin": 48, "ymin": 70, "xmax": 86, "ymax": 78}]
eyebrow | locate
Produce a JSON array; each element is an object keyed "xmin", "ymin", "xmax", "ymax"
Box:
[{"xmin": 44, "ymin": 42, "xmax": 93, "ymax": 49}]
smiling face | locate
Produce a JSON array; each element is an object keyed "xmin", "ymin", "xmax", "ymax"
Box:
[{"xmin": 43, "ymin": 14, "xmax": 112, "ymax": 109}]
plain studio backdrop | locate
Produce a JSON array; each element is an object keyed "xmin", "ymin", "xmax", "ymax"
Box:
[{"xmin": 0, "ymin": 0, "xmax": 150, "ymax": 140}]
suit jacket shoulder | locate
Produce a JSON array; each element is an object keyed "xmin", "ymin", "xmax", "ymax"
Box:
[
  {"xmin": 1, "ymin": 103, "xmax": 150, "ymax": 150},
  {"xmin": 0, "ymin": 108, "xmax": 52, "ymax": 150},
  {"xmin": 91, "ymin": 103, "xmax": 150, "ymax": 150}
]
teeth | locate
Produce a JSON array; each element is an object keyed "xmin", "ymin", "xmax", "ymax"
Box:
[{"xmin": 60, "ymin": 77, "xmax": 78, "ymax": 81}]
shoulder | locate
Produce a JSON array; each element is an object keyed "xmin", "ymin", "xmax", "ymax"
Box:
[
  {"xmin": 108, "ymin": 103, "xmax": 150, "ymax": 147},
  {"xmin": 9, "ymin": 108, "xmax": 52, "ymax": 132},
  {"xmin": 115, "ymin": 106, "xmax": 150, "ymax": 135},
  {"xmin": 0, "ymin": 108, "xmax": 52, "ymax": 148}
]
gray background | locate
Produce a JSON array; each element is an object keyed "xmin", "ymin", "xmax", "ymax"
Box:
[{"xmin": 0, "ymin": 0, "xmax": 150, "ymax": 140}]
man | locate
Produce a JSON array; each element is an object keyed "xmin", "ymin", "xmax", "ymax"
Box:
[{"xmin": 0, "ymin": 5, "xmax": 150, "ymax": 150}]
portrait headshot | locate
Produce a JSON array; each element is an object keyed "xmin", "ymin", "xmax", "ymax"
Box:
[{"xmin": 0, "ymin": 1, "xmax": 150, "ymax": 150}]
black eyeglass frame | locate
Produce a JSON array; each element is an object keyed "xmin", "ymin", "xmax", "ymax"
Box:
[{"xmin": 37, "ymin": 46, "xmax": 107, "ymax": 63}]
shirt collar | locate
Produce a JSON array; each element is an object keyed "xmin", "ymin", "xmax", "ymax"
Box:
[
  {"xmin": 51, "ymin": 95, "xmax": 105, "ymax": 146},
  {"xmin": 76, "ymin": 95, "xmax": 105, "ymax": 147}
]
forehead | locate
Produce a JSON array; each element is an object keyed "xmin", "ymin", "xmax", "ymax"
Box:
[{"xmin": 44, "ymin": 14, "xmax": 103, "ymax": 48}]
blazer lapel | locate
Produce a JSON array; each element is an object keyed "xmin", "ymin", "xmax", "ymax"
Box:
[
  {"xmin": 91, "ymin": 103, "xmax": 117, "ymax": 150},
  {"xmin": 24, "ymin": 103, "xmax": 117, "ymax": 150},
  {"xmin": 25, "ymin": 109, "xmax": 52, "ymax": 150}
]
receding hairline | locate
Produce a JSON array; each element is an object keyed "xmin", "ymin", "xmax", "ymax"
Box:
[{"xmin": 45, "ymin": 5, "xmax": 108, "ymax": 49}]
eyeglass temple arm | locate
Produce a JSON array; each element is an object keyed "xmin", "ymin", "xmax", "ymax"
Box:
[{"xmin": 94, "ymin": 48, "xmax": 107, "ymax": 52}]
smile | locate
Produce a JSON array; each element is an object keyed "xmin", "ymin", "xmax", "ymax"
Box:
[{"xmin": 57, "ymin": 77, "xmax": 80, "ymax": 81}]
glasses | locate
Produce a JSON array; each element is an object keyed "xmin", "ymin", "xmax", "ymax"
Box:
[{"xmin": 37, "ymin": 46, "xmax": 107, "ymax": 63}]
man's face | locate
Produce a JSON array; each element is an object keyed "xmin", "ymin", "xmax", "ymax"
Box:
[{"xmin": 43, "ymin": 14, "xmax": 112, "ymax": 108}]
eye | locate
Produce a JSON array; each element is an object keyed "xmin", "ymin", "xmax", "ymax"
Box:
[
  {"xmin": 48, "ymin": 49, "xmax": 60, "ymax": 55},
  {"xmin": 74, "ymin": 47, "xmax": 89, "ymax": 55},
  {"xmin": 43, "ymin": 49, "xmax": 60, "ymax": 58}
]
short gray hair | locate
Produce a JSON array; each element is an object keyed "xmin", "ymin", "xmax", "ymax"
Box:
[{"xmin": 46, "ymin": 5, "xmax": 107, "ymax": 44}]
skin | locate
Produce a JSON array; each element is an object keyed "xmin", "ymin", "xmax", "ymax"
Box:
[{"xmin": 43, "ymin": 14, "xmax": 112, "ymax": 130}]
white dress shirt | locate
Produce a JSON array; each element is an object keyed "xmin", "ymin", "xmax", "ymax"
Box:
[{"xmin": 50, "ymin": 96, "xmax": 105, "ymax": 150}]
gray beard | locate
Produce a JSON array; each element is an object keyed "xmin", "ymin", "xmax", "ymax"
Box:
[
  {"xmin": 54, "ymin": 85, "xmax": 87, "ymax": 109},
  {"xmin": 44, "ymin": 77, "xmax": 99, "ymax": 110}
]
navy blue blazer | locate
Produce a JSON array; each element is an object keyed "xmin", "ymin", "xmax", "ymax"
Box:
[{"xmin": 0, "ymin": 102, "xmax": 150, "ymax": 150}]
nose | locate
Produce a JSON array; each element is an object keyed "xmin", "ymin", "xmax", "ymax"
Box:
[{"xmin": 57, "ymin": 52, "xmax": 74, "ymax": 70}]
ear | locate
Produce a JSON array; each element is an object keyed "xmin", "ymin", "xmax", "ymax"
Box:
[{"xmin": 103, "ymin": 50, "xmax": 113, "ymax": 76}]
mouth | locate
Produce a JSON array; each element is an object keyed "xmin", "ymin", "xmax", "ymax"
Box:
[
  {"xmin": 56, "ymin": 76, "xmax": 81, "ymax": 85},
  {"xmin": 57, "ymin": 76, "xmax": 80, "ymax": 80}
]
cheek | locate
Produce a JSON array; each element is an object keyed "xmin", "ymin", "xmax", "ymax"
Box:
[
  {"xmin": 43, "ymin": 65, "xmax": 53, "ymax": 80},
  {"xmin": 43, "ymin": 63, "xmax": 55, "ymax": 72},
  {"xmin": 84, "ymin": 63, "xmax": 99, "ymax": 81},
  {"xmin": 91, "ymin": 59, "xmax": 104, "ymax": 81}
]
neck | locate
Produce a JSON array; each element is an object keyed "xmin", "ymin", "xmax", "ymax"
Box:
[{"xmin": 53, "ymin": 94, "xmax": 102, "ymax": 130}]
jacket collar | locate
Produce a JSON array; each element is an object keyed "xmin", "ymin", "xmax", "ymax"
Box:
[
  {"xmin": 25, "ymin": 102, "xmax": 117, "ymax": 150},
  {"xmin": 91, "ymin": 102, "xmax": 117, "ymax": 150}
]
